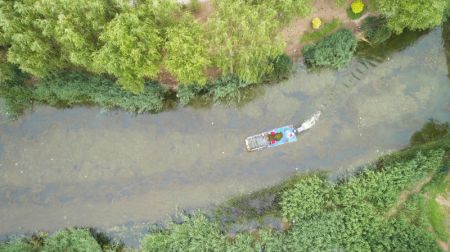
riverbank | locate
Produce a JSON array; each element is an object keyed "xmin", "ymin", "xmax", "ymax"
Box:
[
  {"xmin": 0, "ymin": 0, "xmax": 374, "ymax": 118},
  {"xmin": 2, "ymin": 126, "xmax": 448, "ymax": 251}
]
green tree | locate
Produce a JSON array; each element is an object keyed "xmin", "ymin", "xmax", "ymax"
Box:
[
  {"xmin": 42, "ymin": 228, "xmax": 101, "ymax": 252},
  {"xmin": 93, "ymin": 11, "xmax": 163, "ymax": 93},
  {"xmin": 164, "ymin": 15, "xmax": 210, "ymax": 85},
  {"xmin": 208, "ymin": 0, "xmax": 285, "ymax": 84},
  {"xmin": 376, "ymin": 0, "xmax": 449, "ymax": 33},
  {"xmin": 33, "ymin": 0, "xmax": 119, "ymax": 69},
  {"xmin": 0, "ymin": 0, "xmax": 65, "ymax": 76}
]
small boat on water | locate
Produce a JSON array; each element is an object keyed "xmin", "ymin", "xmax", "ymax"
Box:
[{"xmin": 245, "ymin": 111, "xmax": 321, "ymax": 152}]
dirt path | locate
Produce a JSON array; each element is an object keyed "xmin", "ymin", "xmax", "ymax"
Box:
[
  {"xmin": 385, "ymin": 174, "xmax": 434, "ymax": 219},
  {"xmin": 280, "ymin": 0, "xmax": 371, "ymax": 59}
]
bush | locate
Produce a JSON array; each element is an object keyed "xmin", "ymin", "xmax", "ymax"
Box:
[
  {"xmin": 141, "ymin": 213, "xmax": 226, "ymax": 252},
  {"xmin": 334, "ymin": 150, "xmax": 444, "ymax": 210},
  {"xmin": 283, "ymin": 211, "xmax": 344, "ymax": 251},
  {"xmin": 41, "ymin": 228, "xmax": 101, "ymax": 252},
  {"xmin": 209, "ymin": 74, "xmax": 251, "ymax": 103},
  {"xmin": 0, "ymin": 240, "xmax": 33, "ymax": 252},
  {"xmin": 0, "ymin": 81, "xmax": 34, "ymax": 118},
  {"xmin": 303, "ymin": 29, "xmax": 357, "ymax": 69},
  {"xmin": 34, "ymin": 72, "xmax": 167, "ymax": 113},
  {"xmin": 301, "ymin": 19, "xmax": 342, "ymax": 43},
  {"xmin": 361, "ymin": 16, "xmax": 392, "ymax": 44},
  {"xmin": 280, "ymin": 175, "xmax": 334, "ymax": 221},
  {"xmin": 264, "ymin": 54, "xmax": 293, "ymax": 81},
  {"xmin": 177, "ymin": 84, "xmax": 207, "ymax": 106}
]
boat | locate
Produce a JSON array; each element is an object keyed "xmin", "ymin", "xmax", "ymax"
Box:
[{"xmin": 245, "ymin": 111, "xmax": 321, "ymax": 152}]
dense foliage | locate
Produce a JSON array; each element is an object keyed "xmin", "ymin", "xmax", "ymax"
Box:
[
  {"xmin": 375, "ymin": 0, "xmax": 449, "ymax": 34},
  {"xmin": 303, "ymin": 29, "xmax": 357, "ymax": 69},
  {"xmin": 164, "ymin": 16, "xmax": 210, "ymax": 85},
  {"xmin": 208, "ymin": 0, "xmax": 284, "ymax": 84},
  {"xmin": 41, "ymin": 229, "xmax": 102, "ymax": 252},
  {"xmin": 361, "ymin": 16, "xmax": 392, "ymax": 44},
  {"xmin": 93, "ymin": 10, "xmax": 163, "ymax": 93},
  {"xmin": 34, "ymin": 72, "xmax": 167, "ymax": 113}
]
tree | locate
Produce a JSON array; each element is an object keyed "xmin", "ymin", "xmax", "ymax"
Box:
[
  {"xmin": 93, "ymin": 11, "xmax": 163, "ymax": 93},
  {"xmin": 376, "ymin": 0, "xmax": 449, "ymax": 34},
  {"xmin": 208, "ymin": 0, "xmax": 284, "ymax": 84},
  {"xmin": 0, "ymin": 0, "xmax": 65, "ymax": 76},
  {"xmin": 303, "ymin": 29, "xmax": 357, "ymax": 69},
  {"xmin": 42, "ymin": 228, "xmax": 102, "ymax": 252},
  {"xmin": 33, "ymin": 0, "xmax": 120, "ymax": 69},
  {"xmin": 164, "ymin": 15, "xmax": 210, "ymax": 85}
]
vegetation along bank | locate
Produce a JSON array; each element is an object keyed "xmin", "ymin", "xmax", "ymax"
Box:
[{"xmin": 1, "ymin": 0, "xmax": 450, "ymax": 117}]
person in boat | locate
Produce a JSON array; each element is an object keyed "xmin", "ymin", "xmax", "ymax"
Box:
[{"xmin": 268, "ymin": 131, "xmax": 283, "ymax": 144}]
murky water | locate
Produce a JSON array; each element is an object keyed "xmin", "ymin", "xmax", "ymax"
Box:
[{"xmin": 1, "ymin": 27, "xmax": 449, "ymax": 242}]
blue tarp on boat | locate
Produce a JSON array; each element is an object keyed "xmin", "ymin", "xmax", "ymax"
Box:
[{"xmin": 268, "ymin": 125, "xmax": 297, "ymax": 147}]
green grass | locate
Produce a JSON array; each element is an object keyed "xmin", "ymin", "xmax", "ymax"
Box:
[
  {"xmin": 300, "ymin": 19, "xmax": 342, "ymax": 43},
  {"xmin": 347, "ymin": 7, "xmax": 364, "ymax": 20},
  {"xmin": 427, "ymin": 199, "xmax": 448, "ymax": 241}
]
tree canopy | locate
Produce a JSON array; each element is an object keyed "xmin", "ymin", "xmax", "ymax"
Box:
[
  {"xmin": 0, "ymin": 0, "xmax": 66, "ymax": 76},
  {"xmin": 208, "ymin": 0, "xmax": 284, "ymax": 84},
  {"xmin": 376, "ymin": 0, "xmax": 449, "ymax": 33},
  {"xmin": 93, "ymin": 11, "xmax": 163, "ymax": 93},
  {"xmin": 164, "ymin": 15, "xmax": 210, "ymax": 85}
]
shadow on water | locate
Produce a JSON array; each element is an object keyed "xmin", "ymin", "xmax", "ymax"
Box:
[
  {"xmin": 443, "ymin": 21, "xmax": 450, "ymax": 79},
  {"xmin": 410, "ymin": 119, "xmax": 449, "ymax": 146}
]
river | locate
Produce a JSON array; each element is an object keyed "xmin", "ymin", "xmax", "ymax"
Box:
[{"xmin": 0, "ymin": 26, "xmax": 449, "ymax": 244}]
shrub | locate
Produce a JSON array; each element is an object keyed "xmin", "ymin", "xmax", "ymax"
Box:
[
  {"xmin": 312, "ymin": 17, "xmax": 321, "ymax": 29},
  {"xmin": 41, "ymin": 228, "xmax": 101, "ymax": 252},
  {"xmin": 334, "ymin": 150, "xmax": 445, "ymax": 210},
  {"xmin": 0, "ymin": 65, "xmax": 33, "ymax": 118},
  {"xmin": 283, "ymin": 211, "xmax": 344, "ymax": 251},
  {"xmin": 177, "ymin": 84, "xmax": 206, "ymax": 106},
  {"xmin": 280, "ymin": 175, "xmax": 334, "ymax": 221},
  {"xmin": 264, "ymin": 53, "xmax": 293, "ymax": 81},
  {"xmin": 366, "ymin": 219, "xmax": 441, "ymax": 251},
  {"xmin": 209, "ymin": 74, "xmax": 251, "ymax": 103},
  {"xmin": 351, "ymin": 0, "xmax": 365, "ymax": 14},
  {"xmin": 361, "ymin": 16, "xmax": 392, "ymax": 44},
  {"xmin": 302, "ymin": 29, "xmax": 357, "ymax": 69},
  {"xmin": 0, "ymin": 240, "xmax": 33, "ymax": 252},
  {"xmin": 34, "ymin": 72, "xmax": 167, "ymax": 113},
  {"xmin": 301, "ymin": 19, "xmax": 342, "ymax": 43},
  {"xmin": 141, "ymin": 213, "xmax": 226, "ymax": 252}
]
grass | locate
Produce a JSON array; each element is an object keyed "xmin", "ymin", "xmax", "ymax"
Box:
[
  {"xmin": 427, "ymin": 199, "xmax": 448, "ymax": 241},
  {"xmin": 300, "ymin": 19, "xmax": 342, "ymax": 43},
  {"xmin": 347, "ymin": 7, "xmax": 364, "ymax": 20}
]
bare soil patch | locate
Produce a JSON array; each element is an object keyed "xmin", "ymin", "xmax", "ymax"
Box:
[
  {"xmin": 193, "ymin": 1, "xmax": 214, "ymax": 22},
  {"xmin": 280, "ymin": 0, "xmax": 368, "ymax": 60}
]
